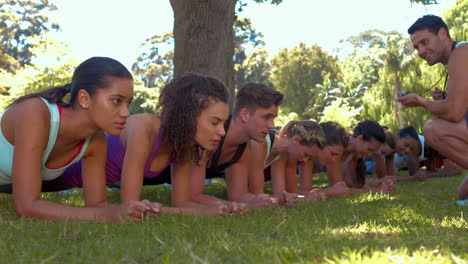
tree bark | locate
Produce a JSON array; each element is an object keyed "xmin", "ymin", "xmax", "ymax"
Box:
[
  {"xmin": 394, "ymin": 74, "xmax": 404, "ymax": 128},
  {"xmin": 170, "ymin": 0, "xmax": 237, "ymax": 107}
]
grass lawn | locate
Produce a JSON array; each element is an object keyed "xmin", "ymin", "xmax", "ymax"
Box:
[{"xmin": 0, "ymin": 173, "xmax": 467, "ymax": 264}]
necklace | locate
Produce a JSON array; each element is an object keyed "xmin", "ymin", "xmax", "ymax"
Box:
[{"xmin": 438, "ymin": 41, "xmax": 457, "ymax": 98}]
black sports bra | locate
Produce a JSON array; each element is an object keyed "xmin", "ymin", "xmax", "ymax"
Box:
[{"xmin": 206, "ymin": 116, "xmax": 247, "ymax": 174}]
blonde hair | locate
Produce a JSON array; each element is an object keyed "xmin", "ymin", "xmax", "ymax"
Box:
[{"xmin": 279, "ymin": 120, "xmax": 326, "ymax": 148}]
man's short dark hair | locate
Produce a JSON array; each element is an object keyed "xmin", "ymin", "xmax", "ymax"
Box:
[
  {"xmin": 407, "ymin": 15, "xmax": 451, "ymax": 39},
  {"xmin": 232, "ymin": 83, "xmax": 284, "ymax": 117},
  {"xmin": 353, "ymin": 120, "xmax": 385, "ymax": 143},
  {"xmin": 398, "ymin": 126, "xmax": 419, "ymax": 141}
]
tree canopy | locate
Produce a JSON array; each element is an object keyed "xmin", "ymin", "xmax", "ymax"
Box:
[{"xmin": 0, "ymin": 0, "xmax": 59, "ymax": 73}]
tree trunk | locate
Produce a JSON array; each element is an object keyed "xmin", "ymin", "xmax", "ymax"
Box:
[
  {"xmin": 394, "ymin": 75, "xmax": 404, "ymax": 128},
  {"xmin": 170, "ymin": 0, "xmax": 237, "ymax": 108}
]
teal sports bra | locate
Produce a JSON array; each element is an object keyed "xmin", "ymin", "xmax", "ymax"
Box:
[
  {"xmin": 0, "ymin": 98, "xmax": 92, "ymax": 185},
  {"xmin": 264, "ymin": 130, "xmax": 280, "ymax": 168}
]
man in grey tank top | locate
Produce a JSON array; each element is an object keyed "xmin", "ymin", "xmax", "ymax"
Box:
[{"xmin": 396, "ymin": 15, "xmax": 468, "ymax": 203}]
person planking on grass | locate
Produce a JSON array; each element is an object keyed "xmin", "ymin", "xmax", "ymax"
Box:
[
  {"xmin": 299, "ymin": 120, "xmax": 395, "ymax": 197},
  {"xmin": 60, "ymin": 74, "xmax": 233, "ymax": 216},
  {"xmin": 365, "ymin": 127, "xmax": 398, "ymax": 179},
  {"xmin": 386, "ymin": 126, "xmax": 460, "ymax": 181},
  {"xmin": 396, "ymin": 15, "xmax": 468, "ymax": 204},
  {"xmin": 0, "ymin": 57, "xmax": 158, "ymax": 222},
  {"xmin": 185, "ymin": 83, "xmax": 284, "ymax": 210},
  {"xmin": 248, "ymin": 120, "xmax": 327, "ymax": 205}
]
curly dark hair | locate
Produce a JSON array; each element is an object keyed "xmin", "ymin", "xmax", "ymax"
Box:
[{"xmin": 157, "ymin": 73, "xmax": 229, "ymax": 164}]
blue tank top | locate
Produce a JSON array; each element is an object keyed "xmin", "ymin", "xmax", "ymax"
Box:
[{"xmin": 0, "ymin": 98, "xmax": 91, "ymax": 184}]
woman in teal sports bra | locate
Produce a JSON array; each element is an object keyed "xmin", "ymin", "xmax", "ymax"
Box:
[
  {"xmin": 0, "ymin": 57, "xmax": 159, "ymax": 222},
  {"xmin": 60, "ymin": 74, "xmax": 231, "ymax": 216}
]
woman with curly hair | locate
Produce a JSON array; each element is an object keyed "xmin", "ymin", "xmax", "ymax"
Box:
[
  {"xmin": 60, "ymin": 73, "xmax": 230, "ymax": 216},
  {"xmin": 248, "ymin": 120, "xmax": 327, "ymax": 205}
]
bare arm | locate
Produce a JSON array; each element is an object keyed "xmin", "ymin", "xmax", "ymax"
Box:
[
  {"xmin": 247, "ymin": 140, "xmax": 267, "ymax": 194},
  {"xmin": 225, "ymin": 146, "xmax": 251, "ymax": 201},
  {"xmin": 406, "ymin": 152, "xmax": 420, "ymax": 176},
  {"xmin": 386, "ymin": 155, "xmax": 395, "ymax": 176},
  {"xmin": 298, "ymin": 159, "xmax": 314, "ymax": 192},
  {"xmin": 270, "ymin": 154, "xmax": 288, "ymax": 197},
  {"xmin": 373, "ymin": 155, "xmax": 387, "ymax": 178},
  {"xmin": 226, "ymin": 146, "xmax": 275, "ymax": 208},
  {"xmin": 119, "ymin": 115, "xmax": 156, "ymax": 202},
  {"xmin": 190, "ymin": 155, "xmax": 231, "ymax": 206},
  {"xmin": 326, "ymin": 159, "xmax": 343, "ymax": 185},
  {"xmin": 397, "ymin": 46, "xmax": 468, "ymax": 122},
  {"xmin": 10, "ymin": 102, "xmax": 143, "ymax": 222}
]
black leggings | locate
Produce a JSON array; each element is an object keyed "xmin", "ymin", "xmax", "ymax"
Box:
[{"xmin": 0, "ymin": 177, "xmax": 72, "ymax": 194}]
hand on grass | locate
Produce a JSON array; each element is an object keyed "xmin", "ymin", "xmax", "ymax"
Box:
[
  {"xmin": 279, "ymin": 191, "xmax": 299, "ymax": 206},
  {"xmin": 199, "ymin": 202, "xmax": 231, "ymax": 216},
  {"xmin": 114, "ymin": 200, "xmax": 161, "ymax": 222},
  {"xmin": 253, "ymin": 193, "xmax": 279, "ymax": 207},
  {"xmin": 379, "ymin": 179, "xmax": 395, "ymax": 194},
  {"xmin": 305, "ymin": 189, "xmax": 326, "ymax": 202},
  {"xmin": 413, "ymin": 171, "xmax": 428, "ymax": 181},
  {"xmin": 226, "ymin": 201, "xmax": 249, "ymax": 215}
]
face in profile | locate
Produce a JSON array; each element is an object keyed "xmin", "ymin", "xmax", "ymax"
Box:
[
  {"xmin": 245, "ymin": 105, "xmax": 278, "ymax": 142},
  {"xmin": 396, "ymin": 136, "xmax": 419, "ymax": 156},
  {"xmin": 376, "ymin": 143, "xmax": 396, "ymax": 157},
  {"xmin": 195, "ymin": 100, "xmax": 228, "ymax": 151},
  {"xmin": 288, "ymin": 139, "xmax": 322, "ymax": 163},
  {"xmin": 410, "ymin": 29, "xmax": 446, "ymax": 66},
  {"xmin": 318, "ymin": 144, "xmax": 345, "ymax": 165},
  {"xmin": 88, "ymin": 76, "xmax": 134, "ymax": 136},
  {"xmin": 355, "ymin": 136, "xmax": 382, "ymax": 156}
]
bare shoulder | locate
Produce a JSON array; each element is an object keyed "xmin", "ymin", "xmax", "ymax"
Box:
[
  {"xmin": 82, "ymin": 130, "xmax": 107, "ymax": 158},
  {"xmin": 7, "ymin": 98, "xmax": 50, "ymax": 120},
  {"xmin": 450, "ymin": 44, "xmax": 468, "ymax": 66},
  {"xmin": 125, "ymin": 113, "xmax": 161, "ymax": 135},
  {"xmin": 2, "ymin": 98, "xmax": 51, "ymax": 146}
]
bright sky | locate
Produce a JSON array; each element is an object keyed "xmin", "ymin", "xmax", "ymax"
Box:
[{"xmin": 47, "ymin": 0, "xmax": 456, "ymax": 70}]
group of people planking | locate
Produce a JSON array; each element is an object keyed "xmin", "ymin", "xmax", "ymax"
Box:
[{"xmin": 0, "ymin": 14, "xmax": 467, "ymax": 222}]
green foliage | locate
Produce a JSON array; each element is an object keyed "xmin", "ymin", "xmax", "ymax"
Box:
[
  {"xmin": 129, "ymin": 85, "xmax": 160, "ymax": 115},
  {"xmin": 358, "ymin": 0, "xmax": 467, "ymax": 132},
  {"xmin": 275, "ymin": 109, "xmax": 299, "ymax": 128},
  {"xmin": 443, "ymin": 0, "xmax": 468, "ymax": 41},
  {"xmin": 233, "ymin": 18, "xmax": 271, "ymax": 90},
  {"xmin": 132, "ymin": 17, "xmax": 269, "ymax": 93},
  {"xmin": 132, "ymin": 32, "xmax": 174, "ymax": 88},
  {"xmin": 0, "ymin": 0, "xmax": 59, "ymax": 73},
  {"xmin": 271, "ymin": 43, "xmax": 342, "ymax": 120},
  {"xmin": 321, "ymin": 98, "xmax": 360, "ymax": 132},
  {"xmin": 0, "ymin": 37, "xmax": 76, "ymax": 111},
  {"xmin": 0, "ymin": 174, "xmax": 466, "ymax": 263},
  {"xmin": 235, "ymin": 48, "xmax": 273, "ymax": 90}
]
